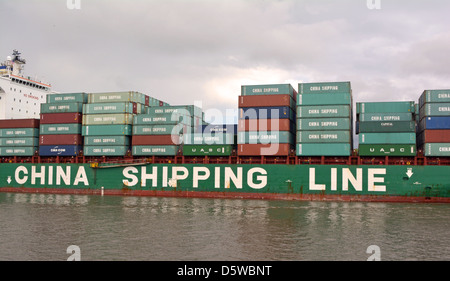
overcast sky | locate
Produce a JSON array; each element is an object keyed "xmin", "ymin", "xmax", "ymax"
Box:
[{"xmin": 1, "ymin": 0, "xmax": 450, "ymax": 123}]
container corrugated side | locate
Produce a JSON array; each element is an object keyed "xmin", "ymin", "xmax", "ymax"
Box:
[
  {"xmin": 184, "ymin": 133, "xmax": 235, "ymax": 145},
  {"xmin": 182, "ymin": 145, "xmax": 233, "ymax": 156},
  {"xmin": 237, "ymin": 143, "xmax": 292, "ymax": 156},
  {"xmin": 200, "ymin": 124, "xmax": 238, "ymax": 134},
  {"xmin": 418, "ymin": 130, "xmax": 450, "ymax": 144},
  {"xmin": 238, "ymin": 131, "xmax": 294, "ymax": 144},
  {"xmin": 84, "ymin": 145, "xmax": 129, "ymax": 156},
  {"xmin": 357, "ymin": 112, "xmax": 413, "ymax": 122},
  {"xmin": 296, "ymin": 130, "xmax": 351, "ymax": 143},
  {"xmin": 423, "ymin": 143, "xmax": 450, "ymax": 156},
  {"xmin": 419, "ymin": 103, "xmax": 450, "ymax": 118},
  {"xmin": 82, "ymin": 113, "xmax": 134, "ymax": 125},
  {"xmin": 239, "ymin": 119, "xmax": 294, "ymax": 132},
  {"xmin": 0, "ymin": 128, "xmax": 39, "ymax": 138},
  {"xmin": 40, "ymin": 102, "xmax": 83, "ymax": 113},
  {"xmin": 0, "ymin": 137, "xmax": 39, "ymax": 147},
  {"xmin": 39, "ymin": 145, "xmax": 82, "ymax": 156},
  {"xmin": 83, "ymin": 102, "xmax": 141, "ymax": 114},
  {"xmin": 239, "ymin": 106, "xmax": 295, "ymax": 120},
  {"xmin": 358, "ymin": 144, "xmax": 416, "ymax": 156},
  {"xmin": 82, "ymin": 125, "xmax": 132, "ymax": 136},
  {"xmin": 241, "ymin": 84, "xmax": 296, "ymax": 98},
  {"xmin": 296, "ymin": 118, "xmax": 351, "ymax": 131},
  {"xmin": 296, "ymin": 105, "xmax": 351, "ymax": 118},
  {"xmin": 84, "ymin": 136, "xmax": 130, "ymax": 146},
  {"xmin": 0, "ymin": 119, "xmax": 40, "ymax": 129},
  {"xmin": 46, "ymin": 93, "xmax": 87, "ymax": 103},
  {"xmin": 133, "ymin": 113, "xmax": 192, "ymax": 126},
  {"xmin": 88, "ymin": 91, "xmax": 144, "ymax": 104},
  {"xmin": 39, "ymin": 135, "xmax": 83, "ymax": 145},
  {"xmin": 132, "ymin": 124, "xmax": 189, "ymax": 135},
  {"xmin": 359, "ymin": 132, "xmax": 416, "ymax": 144},
  {"xmin": 356, "ymin": 101, "xmax": 415, "ymax": 114},
  {"xmin": 357, "ymin": 121, "xmax": 416, "ymax": 133},
  {"xmin": 238, "ymin": 94, "xmax": 296, "ymax": 109},
  {"xmin": 0, "ymin": 147, "xmax": 38, "ymax": 156},
  {"xmin": 40, "ymin": 113, "xmax": 82, "ymax": 124},
  {"xmin": 132, "ymin": 145, "xmax": 179, "ymax": 156},
  {"xmin": 419, "ymin": 116, "xmax": 450, "ymax": 130},
  {"xmin": 297, "ymin": 93, "xmax": 352, "ymax": 106},
  {"xmin": 40, "ymin": 124, "xmax": 82, "ymax": 135},
  {"xmin": 298, "ymin": 81, "xmax": 351, "ymax": 94},
  {"xmin": 296, "ymin": 143, "xmax": 351, "ymax": 156},
  {"xmin": 419, "ymin": 90, "xmax": 450, "ymax": 108}
]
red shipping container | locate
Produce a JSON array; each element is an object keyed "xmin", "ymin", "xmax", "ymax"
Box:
[
  {"xmin": 421, "ymin": 130, "xmax": 450, "ymax": 143},
  {"xmin": 238, "ymin": 94, "xmax": 294, "ymax": 108},
  {"xmin": 237, "ymin": 143, "xmax": 292, "ymax": 156},
  {"xmin": 145, "ymin": 95, "xmax": 150, "ymax": 106},
  {"xmin": 40, "ymin": 113, "xmax": 82, "ymax": 124},
  {"xmin": 238, "ymin": 119, "xmax": 293, "ymax": 132},
  {"xmin": 132, "ymin": 135, "xmax": 181, "ymax": 145},
  {"xmin": 39, "ymin": 134, "xmax": 83, "ymax": 145},
  {"xmin": 0, "ymin": 118, "xmax": 40, "ymax": 128}
]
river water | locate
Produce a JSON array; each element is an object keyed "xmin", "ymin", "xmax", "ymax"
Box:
[{"xmin": 0, "ymin": 192, "xmax": 449, "ymax": 261}]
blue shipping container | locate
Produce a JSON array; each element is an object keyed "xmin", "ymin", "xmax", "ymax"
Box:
[
  {"xmin": 199, "ymin": 124, "xmax": 238, "ymax": 134},
  {"xmin": 239, "ymin": 106, "xmax": 295, "ymax": 120},
  {"xmin": 419, "ymin": 116, "xmax": 450, "ymax": 130},
  {"xmin": 39, "ymin": 145, "xmax": 82, "ymax": 156}
]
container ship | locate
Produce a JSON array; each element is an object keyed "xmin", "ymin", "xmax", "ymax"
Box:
[{"xmin": 1, "ymin": 50, "xmax": 450, "ymax": 203}]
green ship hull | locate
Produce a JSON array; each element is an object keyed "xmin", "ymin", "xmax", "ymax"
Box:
[{"xmin": 1, "ymin": 163, "xmax": 449, "ymax": 203}]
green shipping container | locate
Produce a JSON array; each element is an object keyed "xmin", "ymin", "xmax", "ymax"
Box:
[
  {"xmin": 40, "ymin": 124, "xmax": 82, "ymax": 135},
  {"xmin": 296, "ymin": 118, "xmax": 351, "ymax": 131},
  {"xmin": 133, "ymin": 124, "xmax": 189, "ymax": 135},
  {"xmin": 146, "ymin": 105, "xmax": 202, "ymax": 118},
  {"xmin": 134, "ymin": 113, "xmax": 193, "ymax": 126},
  {"xmin": 0, "ymin": 146, "xmax": 38, "ymax": 156},
  {"xmin": 423, "ymin": 143, "xmax": 450, "ymax": 156},
  {"xmin": 356, "ymin": 101, "xmax": 415, "ymax": 114},
  {"xmin": 238, "ymin": 131, "xmax": 294, "ymax": 144},
  {"xmin": 0, "ymin": 128, "xmax": 39, "ymax": 138},
  {"xmin": 132, "ymin": 145, "xmax": 179, "ymax": 156},
  {"xmin": 297, "ymin": 93, "xmax": 352, "ymax": 106},
  {"xmin": 41, "ymin": 102, "xmax": 83, "ymax": 113},
  {"xmin": 182, "ymin": 145, "xmax": 233, "ymax": 156},
  {"xmin": 296, "ymin": 105, "xmax": 351, "ymax": 118},
  {"xmin": 357, "ymin": 121, "xmax": 416, "ymax": 133},
  {"xmin": 296, "ymin": 143, "xmax": 351, "ymax": 156},
  {"xmin": 88, "ymin": 91, "xmax": 145, "ymax": 104},
  {"xmin": 359, "ymin": 133, "xmax": 416, "ymax": 144},
  {"xmin": 358, "ymin": 113, "xmax": 413, "ymax": 122},
  {"xmin": 296, "ymin": 130, "xmax": 351, "ymax": 143},
  {"xmin": 84, "ymin": 136, "xmax": 130, "ymax": 146},
  {"xmin": 46, "ymin": 93, "xmax": 87, "ymax": 104},
  {"xmin": 419, "ymin": 103, "xmax": 450, "ymax": 118},
  {"xmin": 241, "ymin": 84, "xmax": 295, "ymax": 97},
  {"xmin": 358, "ymin": 144, "xmax": 416, "ymax": 156},
  {"xmin": 82, "ymin": 113, "xmax": 134, "ymax": 125},
  {"xmin": 184, "ymin": 133, "xmax": 235, "ymax": 145},
  {"xmin": 0, "ymin": 137, "xmax": 39, "ymax": 147},
  {"xmin": 84, "ymin": 145, "xmax": 129, "ymax": 156},
  {"xmin": 419, "ymin": 90, "xmax": 450, "ymax": 108},
  {"xmin": 82, "ymin": 125, "xmax": 132, "ymax": 136},
  {"xmin": 83, "ymin": 102, "xmax": 142, "ymax": 114},
  {"xmin": 298, "ymin": 81, "xmax": 351, "ymax": 94}
]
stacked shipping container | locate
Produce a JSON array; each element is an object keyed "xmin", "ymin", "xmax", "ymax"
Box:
[
  {"xmin": 0, "ymin": 119, "xmax": 40, "ymax": 156},
  {"xmin": 82, "ymin": 91, "xmax": 147, "ymax": 156},
  {"xmin": 38, "ymin": 93, "xmax": 86, "ymax": 156},
  {"xmin": 296, "ymin": 81, "xmax": 353, "ymax": 156},
  {"xmin": 418, "ymin": 90, "xmax": 450, "ymax": 156},
  {"xmin": 132, "ymin": 105, "xmax": 201, "ymax": 156},
  {"xmin": 356, "ymin": 101, "xmax": 416, "ymax": 156},
  {"xmin": 183, "ymin": 124, "xmax": 237, "ymax": 156},
  {"xmin": 238, "ymin": 84, "xmax": 297, "ymax": 156}
]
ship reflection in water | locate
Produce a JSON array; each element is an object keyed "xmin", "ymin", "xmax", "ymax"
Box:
[{"xmin": 0, "ymin": 192, "xmax": 449, "ymax": 261}]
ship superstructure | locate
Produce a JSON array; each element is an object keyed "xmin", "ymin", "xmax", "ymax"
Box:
[{"xmin": 0, "ymin": 50, "xmax": 52, "ymax": 119}]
